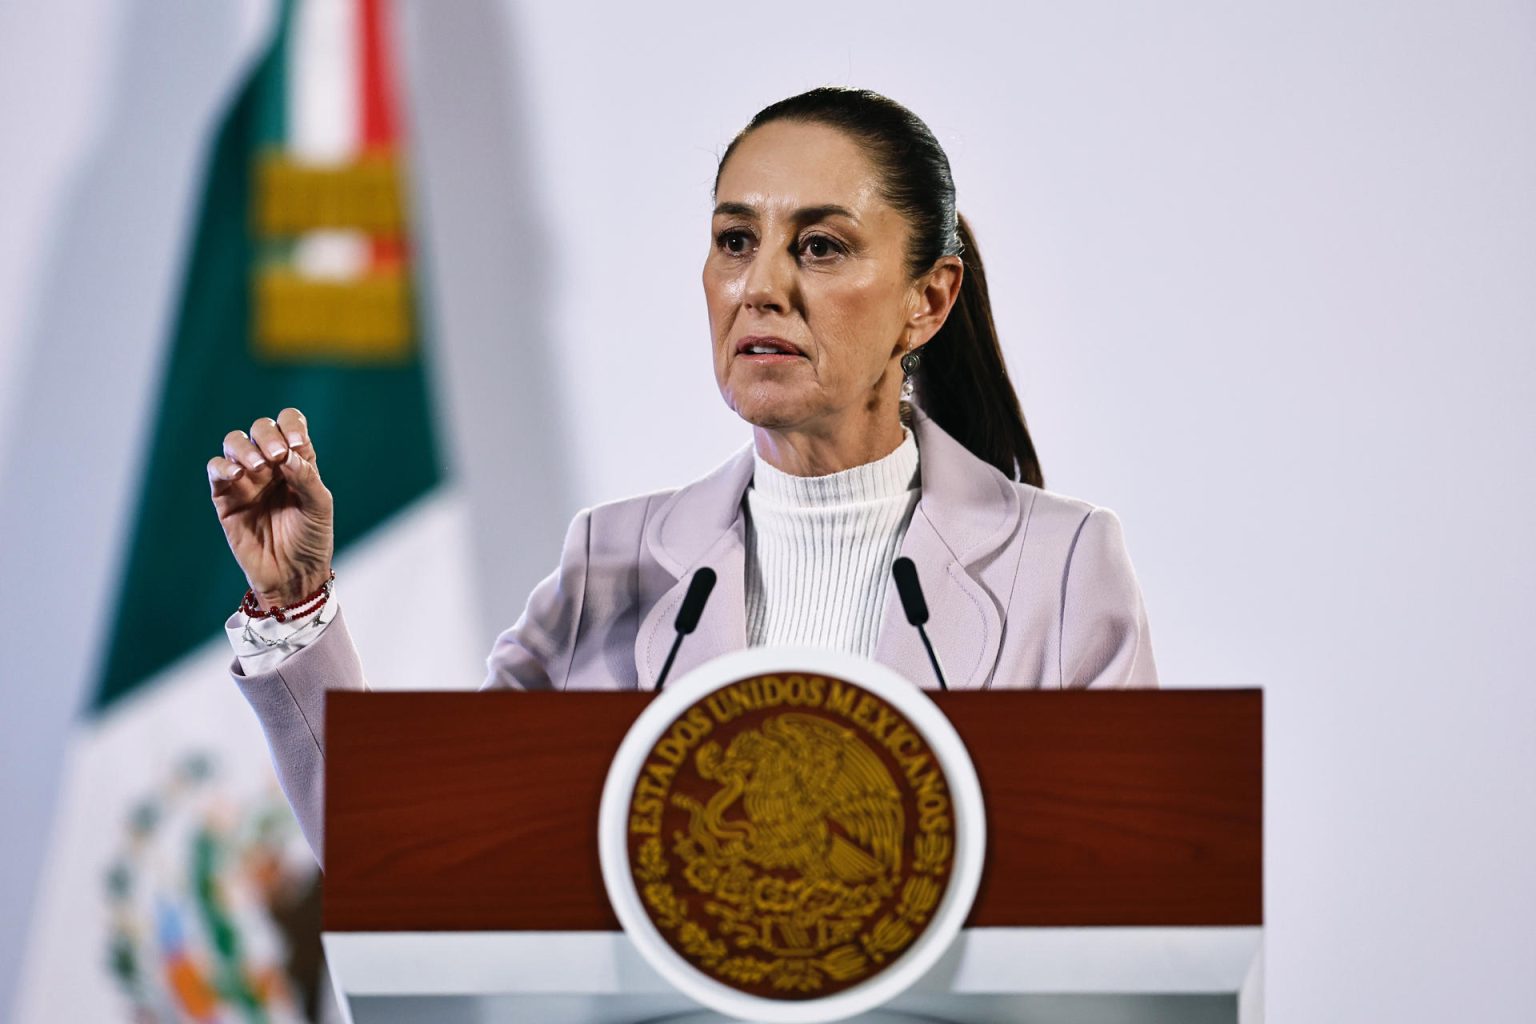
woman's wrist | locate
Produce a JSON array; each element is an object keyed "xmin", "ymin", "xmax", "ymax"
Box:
[{"xmin": 247, "ymin": 569, "xmax": 335, "ymax": 620}]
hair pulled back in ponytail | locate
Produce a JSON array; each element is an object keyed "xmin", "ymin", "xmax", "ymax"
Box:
[{"xmin": 716, "ymin": 87, "xmax": 1043, "ymax": 487}]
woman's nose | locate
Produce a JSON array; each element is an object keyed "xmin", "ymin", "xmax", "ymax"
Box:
[{"xmin": 741, "ymin": 246, "xmax": 794, "ymax": 313}]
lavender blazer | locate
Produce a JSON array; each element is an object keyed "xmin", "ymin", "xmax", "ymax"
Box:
[{"xmin": 232, "ymin": 411, "xmax": 1158, "ymax": 863}]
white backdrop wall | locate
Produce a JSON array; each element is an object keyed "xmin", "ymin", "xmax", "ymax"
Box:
[{"xmin": 2, "ymin": 1, "xmax": 1533, "ymax": 1021}]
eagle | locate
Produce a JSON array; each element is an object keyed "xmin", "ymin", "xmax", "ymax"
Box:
[{"xmin": 690, "ymin": 713, "xmax": 904, "ymax": 885}]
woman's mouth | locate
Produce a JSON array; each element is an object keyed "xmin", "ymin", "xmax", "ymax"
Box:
[{"xmin": 736, "ymin": 336, "xmax": 806, "ymax": 361}]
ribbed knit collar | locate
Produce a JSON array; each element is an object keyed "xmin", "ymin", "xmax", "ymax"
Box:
[{"xmin": 750, "ymin": 428, "xmax": 919, "ymax": 507}]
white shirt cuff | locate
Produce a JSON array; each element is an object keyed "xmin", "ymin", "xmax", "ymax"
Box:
[{"xmin": 226, "ymin": 585, "xmax": 340, "ymax": 676}]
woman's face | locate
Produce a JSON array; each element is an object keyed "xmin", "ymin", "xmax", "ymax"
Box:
[{"xmin": 705, "ymin": 121, "xmax": 955, "ymax": 442}]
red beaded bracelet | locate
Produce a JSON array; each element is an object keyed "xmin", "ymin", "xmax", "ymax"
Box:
[{"xmin": 240, "ymin": 570, "xmax": 335, "ymax": 623}]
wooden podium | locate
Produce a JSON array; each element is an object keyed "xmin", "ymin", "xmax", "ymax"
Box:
[{"xmin": 320, "ymin": 690, "xmax": 1262, "ymax": 1023}]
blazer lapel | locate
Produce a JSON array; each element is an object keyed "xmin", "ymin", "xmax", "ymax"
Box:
[
  {"xmin": 634, "ymin": 445, "xmax": 754, "ymax": 689},
  {"xmin": 634, "ymin": 524, "xmax": 748, "ymax": 689},
  {"xmin": 871, "ymin": 510, "xmax": 1002, "ymax": 690},
  {"xmin": 872, "ymin": 412, "xmax": 1022, "ymax": 690}
]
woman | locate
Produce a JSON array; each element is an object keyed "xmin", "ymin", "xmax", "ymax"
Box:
[{"xmin": 208, "ymin": 89, "xmax": 1158, "ymax": 864}]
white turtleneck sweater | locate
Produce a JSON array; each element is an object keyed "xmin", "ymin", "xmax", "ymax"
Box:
[
  {"xmin": 744, "ymin": 428, "xmax": 920, "ymax": 657},
  {"xmin": 228, "ymin": 429, "xmax": 921, "ymax": 674}
]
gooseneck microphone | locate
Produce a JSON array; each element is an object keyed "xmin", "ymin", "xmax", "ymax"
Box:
[
  {"xmin": 655, "ymin": 567, "xmax": 717, "ymax": 691},
  {"xmin": 892, "ymin": 557, "xmax": 948, "ymax": 691}
]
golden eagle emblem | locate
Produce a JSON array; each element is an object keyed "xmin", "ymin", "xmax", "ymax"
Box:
[{"xmin": 627, "ymin": 674, "xmax": 955, "ymax": 998}]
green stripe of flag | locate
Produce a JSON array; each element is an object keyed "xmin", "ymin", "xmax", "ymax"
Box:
[{"xmin": 93, "ymin": 0, "xmax": 442, "ymax": 711}]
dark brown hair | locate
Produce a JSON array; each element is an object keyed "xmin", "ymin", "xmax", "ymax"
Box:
[{"xmin": 715, "ymin": 87, "xmax": 1043, "ymax": 487}]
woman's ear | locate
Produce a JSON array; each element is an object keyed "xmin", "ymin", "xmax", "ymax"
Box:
[{"xmin": 906, "ymin": 256, "xmax": 965, "ymax": 350}]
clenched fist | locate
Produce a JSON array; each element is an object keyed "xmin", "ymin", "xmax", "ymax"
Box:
[{"xmin": 207, "ymin": 407, "xmax": 334, "ymax": 612}]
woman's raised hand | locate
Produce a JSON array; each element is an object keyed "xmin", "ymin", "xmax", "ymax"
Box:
[{"xmin": 207, "ymin": 407, "xmax": 335, "ymax": 611}]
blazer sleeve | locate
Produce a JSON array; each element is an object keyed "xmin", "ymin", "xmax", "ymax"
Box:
[
  {"xmin": 232, "ymin": 511, "xmax": 598, "ymax": 867},
  {"xmin": 481, "ymin": 508, "xmax": 592, "ymax": 691},
  {"xmin": 229, "ymin": 603, "xmax": 368, "ymax": 865},
  {"xmin": 1059, "ymin": 507, "xmax": 1160, "ymax": 689}
]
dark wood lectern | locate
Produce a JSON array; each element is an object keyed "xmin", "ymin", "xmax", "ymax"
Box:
[{"xmin": 321, "ymin": 690, "xmax": 1262, "ymax": 1024}]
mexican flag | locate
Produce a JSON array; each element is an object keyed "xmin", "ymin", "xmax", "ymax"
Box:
[{"xmin": 15, "ymin": 1, "xmax": 483, "ymax": 1018}]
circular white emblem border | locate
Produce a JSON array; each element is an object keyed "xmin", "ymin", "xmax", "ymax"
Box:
[{"xmin": 598, "ymin": 646, "xmax": 987, "ymax": 1024}]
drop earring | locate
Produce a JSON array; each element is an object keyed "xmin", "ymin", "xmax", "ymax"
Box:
[{"xmin": 900, "ymin": 348, "xmax": 921, "ymax": 402}]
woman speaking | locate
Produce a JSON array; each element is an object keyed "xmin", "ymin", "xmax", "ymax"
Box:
[{"xmin": 207, "ymin": 89, "xmax": 1158, "ymax": 863}]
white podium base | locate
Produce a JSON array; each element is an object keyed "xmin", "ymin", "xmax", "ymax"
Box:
[{"xmin": 324, "ymin": 926, "xmax": 1264, "ymax": 1024}]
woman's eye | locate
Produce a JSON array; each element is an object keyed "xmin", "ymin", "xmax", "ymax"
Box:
[
  {"xmin": 717, "ymin": 229, "xmax": 753, "ymax": 255},
  {"xmin": 799, "ymin": 235, "xmax": 843, "ymax": 260}
]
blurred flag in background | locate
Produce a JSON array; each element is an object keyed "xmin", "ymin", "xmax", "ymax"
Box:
[{"xmin": 15, "ymin": 1, "xmax": 478, "ymax": 1019}]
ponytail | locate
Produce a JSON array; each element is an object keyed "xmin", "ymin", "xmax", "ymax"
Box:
[
  {"xmin": 915, "ymin": 215, "xmax": 1043, "ymax": 486},
  {"xmin": 719, "ymin": 88, "xmax": 1044, "ymax": 486}
]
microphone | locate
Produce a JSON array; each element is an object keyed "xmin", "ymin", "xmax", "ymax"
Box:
[
  {"xmin": 892, "ymin": 557, "xmax": 948, "ymax": 691},
  {"xmin": 655, "ymin": 568, "xmax": 717, "ymax": 691}
]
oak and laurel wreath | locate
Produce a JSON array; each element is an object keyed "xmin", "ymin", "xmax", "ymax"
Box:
[{"xmin": 633, "ymin": 828, "xmax": 953, "ymax": 993}]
